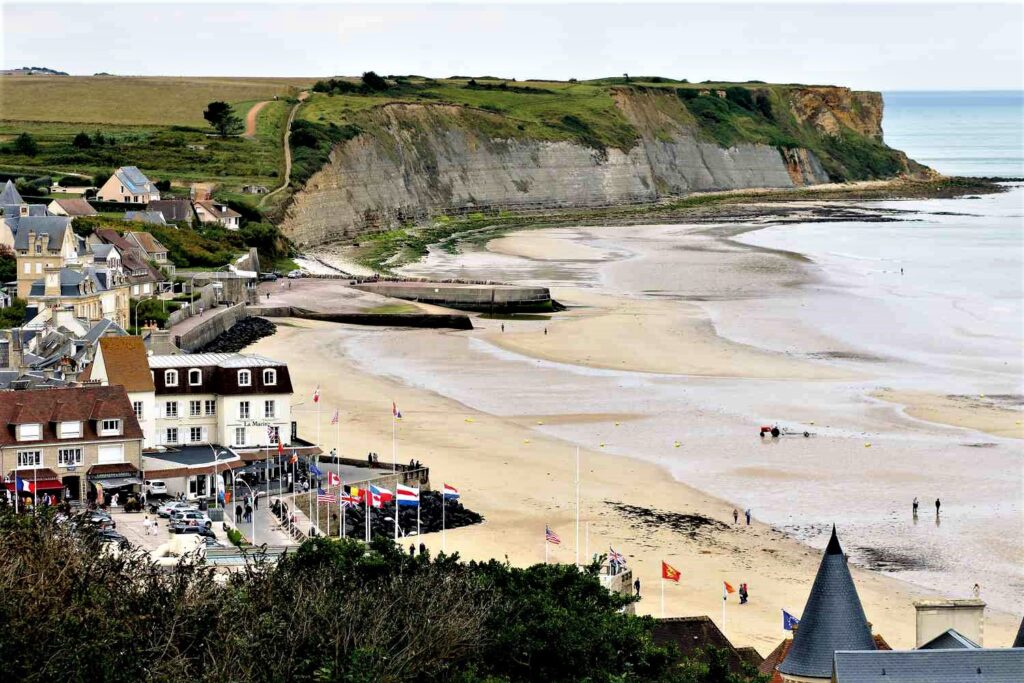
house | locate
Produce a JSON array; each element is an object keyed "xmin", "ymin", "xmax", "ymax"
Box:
[
  {"xmin": 194, "ymin": 200, "xmax": 241, "ymax": 230},
  {"xmin": 90, "ymin": 228, "xmax": 166, "ymax": 297},
  {"xmin": 96, "ymin": 166, "xmax": 160, "ymax": 204},
  {"xmin": 123, "ymin": 210, "xmax": 167, "ymax": 226},
  {"xmin": 241, "ymin": 184, "xmax": 268, "ymax": 195},
  {"xmin": 122, "ymin": 231, "xmax": 174, "ymax": 278},
  {"xmin": 26, "ymin": 265, "xmax": 131, "ymax": 329},
  {"xmin": 80, "ymin": 336, "xmax": 156, "ymax": 448},
  {"xmin": 0, "ymin": 180, "xmax": 27, "ymax": 219},
  {"xmin": 46, "ymin": 198, "xmax": 97, "ymax": 219},
  {"xmin": 0, "ymin": 385, "xmax": 144, "ymax": 503},
  {"xmin": 147, "ymin": 199, "xmax": 195, "ymax": 224},
  {"xmin": 652, "ymin": 616, "xmax": 763, "ymax": 675},
  {"xmin": 13, "ymin": 216, "xmax": 78, "ymax": 298},
  {"xmin": 832, "ymin": 648, "xmax": 1023, "ymax": 682}
]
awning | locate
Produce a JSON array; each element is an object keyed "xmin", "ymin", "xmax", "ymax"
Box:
[{"xmin": 93, "ymin": 476, "xmax": 143, "ymax": 488}]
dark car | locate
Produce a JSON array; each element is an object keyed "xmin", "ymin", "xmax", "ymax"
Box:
[{"xmin": 97, "ymin": 529, "xmax": 129, "ymax": 546}]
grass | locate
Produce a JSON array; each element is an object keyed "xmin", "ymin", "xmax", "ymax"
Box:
[{"xmin": 364, "ymin": 303, "xmax": 420, "ymax": 314}]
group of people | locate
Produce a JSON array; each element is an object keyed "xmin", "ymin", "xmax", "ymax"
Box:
[
  {"xmin": 732, "ymin": 508, "xmax": 752, "ymax": 526},
  {"xmin": 738, "ymin": 583, "xmax": 750, "ymax": 604},
  {"xmin": 235, "ymin": 501, "xmax": 255, "ymax": 524},
  {"xmin": 141, "ymin": 515, "xmax": 160, "ymax": 536},
  {"xmin": 408, "ymin": 542, "xmax": 428, "ymax": 557},
  {"xmin": 407, "ymin": 458, "xmax": 423, "ymax": 470},
  {"xmin": 366, "ymin": 452, "xmax": 381, "ymax": 465},
  {"xmin": 912, "ymin": 497, "xmax": 942, "ymax": 516}
]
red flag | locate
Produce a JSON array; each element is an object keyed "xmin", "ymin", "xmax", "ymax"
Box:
[
  {"xmin": 661, "ymin": 561, "xmax": 681, "ymax": 582},
  {"xmin": 327, "ymin": 472, "xmax": 341, "ymax": 487},
  {"xmin": 277, "ymin": 439, "xmax": 284, "ymax": 456},
  {"xmin": 313, "ymin": 386, "xmax": 320, "ymax": 403},
  {"xmin": 723, "ymin": 581, "xmax": 735, "ymax": 598}
]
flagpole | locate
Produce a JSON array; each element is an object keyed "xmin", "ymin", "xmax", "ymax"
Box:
[
  {"xmin": 394, "ymin": 488, "xmax": 399, "ymax": 541},
  {"xmin": 364, "ymin": 487, "xmax": 370, "ymax": 543},
  {"xmin": 661, "ymin": 578, "xmax": 665, "ymax": 618},
  {"xmin": 441, "ymin": 491, "xmax": 446, "ymax": 553},
  {"xmin": 416, "ymin": 493, "xmax": 420, "ymax": 538},
  {"xmin": 544, "ymin": 532, "xmax": 548, "ymax": 564},
  {"xmin": 316, "ymin": 400, "xmax": 321, "ymax": 530},
  {"xmin": 585, "ymin": 521, "xmax": 590, "ymax": 564},
  {"xmin": 391, "ymin": 408, "xmax": 396, "ymax": 472},
  {"xmin": 722, "ymin": 589, "xmax": 726, "ymax": 633},
  {"xmin": 33, "ymin": 466, "xmax": 37, "ymax": 514},
  {"xmin": 574, "ymin": 446, "xmax": 580, "ymax": 567}
]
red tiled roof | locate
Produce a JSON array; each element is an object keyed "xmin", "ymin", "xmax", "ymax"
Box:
[
  {"xmin": 94, "ymin": 337, "xmax": 155, "ymax": 393},
  {"xmin": 0, "ymin": 386, "xmax": 144, "ymax": 447},
  {"xmin": 760, "ymin": 634, "xmax": 891, "ymax": 683}
]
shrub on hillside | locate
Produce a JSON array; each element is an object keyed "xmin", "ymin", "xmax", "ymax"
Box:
[
  {"xmin": 360, "ymin": 70, "xmax": 389, "ymax": 91},
  {"xmin": 72, "ymin": 132, "xmax": 93, "ymax": 149},
  {"xmin": 11, "ymin": 133, "xmax": 38, "ymax": 156}
]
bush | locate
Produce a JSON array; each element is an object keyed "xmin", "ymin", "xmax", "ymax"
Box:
[
  {"xmin": 0, "ymin": 298, "xmax": 28, "ymax": 328},
  {"xmin": 11, "ymin": 133, "xmax": 38, "ymax": 156},
  {"xmin": 360, "ymin": 70, "xmax": 389, "ymax": 91},
  {"xmin": 226, "ymin": 527, "xmax": 244, "ymax": 547},
  {"xmin": 72, "ymin": 132, "xmax": 93, "ymax": 149}
]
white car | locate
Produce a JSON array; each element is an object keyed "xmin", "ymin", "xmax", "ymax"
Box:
[
  {"xmin": 157, "ymin": 501, "xmax": 197, "ymax": 518},
  {"xmin": 145, "ymin": 480, "xmax": 167, "ymax": 496},
  {"xmin": 169, "ymin": 510, "xmax": 213, "ymax": 528}
]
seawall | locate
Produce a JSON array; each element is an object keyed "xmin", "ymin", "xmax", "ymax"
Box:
[
  {"xmin": 351, "ymin": 281, "xmax": 553, "ymax": 312},
  {"xmin": 248, "ymin": 306, "xmax": 473, "ymax": 330}
]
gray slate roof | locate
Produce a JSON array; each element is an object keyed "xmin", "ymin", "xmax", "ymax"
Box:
[
  {"xmin": 833, "ymin": 648, "xmax": 1024, "ymax": 683},
  {"xmin": 82, "ymin": 318, "xmax": 127, "ymax": 344},
  {"xmin": 29, "ymin": 267, "xmax": 106, "ymax": 297},
  {"xmin": 778, "ymin": 527, "xmax": 877, "ymax": 678},
  {"xmin": 123, "ymin": 210, "xmax": 166, "ymax": 225},
  {"xmin": 12, "ymin": 216, "xmax": 71, "ymax": 250},
  {"xmin": 27, "ymin": 204, "xmax": 47, "ymax": 216},
  {"xmin": 147, "ymin": 199, "xmax": 193, "ymax": 222},
  {"xmin": 1013, "ymin": 617, "xmax": 1024, "ymax": 648},
  {"xmin": 116, "ymin": 166, "xmax": 152, "ymax": 193},
  {"xmin": 0, "ymin": 180, "xmax": 23, "ymax": 205},
  {"xmin": 919, "ymin": 628, "xmax": 979, "ymax": 650}
]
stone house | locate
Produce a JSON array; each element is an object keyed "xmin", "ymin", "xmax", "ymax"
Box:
[
  {"xmin": 14, "ymin": 216, "xmax": 78, "ymax": 298},
  {"xmin": 0, "ymin": 385, "xmax": 144, "ymax": 502}
]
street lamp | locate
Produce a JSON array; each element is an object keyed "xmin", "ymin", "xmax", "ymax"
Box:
[
  {"xmin": 211, "ymin": 447, "xmax": 230, "ymax": 509},
  {"xmin": 190, "ymin": 264, "xmax": 231, "ymax": 314},
  {"xmin": 233, "ymin": 474, "xmax": 257, "ymax": 546}
]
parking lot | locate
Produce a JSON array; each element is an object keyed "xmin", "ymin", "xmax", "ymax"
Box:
[{"xmin": 109, "ymin": 507, "xmax": 232, "ymax": 553}]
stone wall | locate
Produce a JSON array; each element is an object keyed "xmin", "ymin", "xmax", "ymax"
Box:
[
  {"xmin": 351, "ymin": 282, "xmax": 552, "ymax": 312},
  {"xmin": 175, "ymin": 303, "xmax": 249, "ymax": 352}
]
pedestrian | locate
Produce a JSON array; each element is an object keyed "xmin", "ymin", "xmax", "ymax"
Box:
[
  {"xmin": 409, "ymin": 543, "xmax": 415, "ymax": 556},
  {"xmin": 740, "ymin": 583, "xmax": 749, "ymax": 604},
  {"xmin": 245, "ymin": 503, "xmax": 252, "ymax": 522},
  {"xmin": 409, "ymin": 458, "xmax": 415, "ymax": 469},
  {"xmin": 254, "ymin": 494, "xmax": 259, "ymax": 510},
  {"xmin": 419, "ymin": 542, "xmax": 426, "ymax": 556},
  {"xmin": 634, "ymin": 578, "xmax": 641, "ymax": 597},
  {"xmin": 745, "ymin": 508, "xmax": 751, "ymax": 525},
  {"xmin": 935, "ymin": 498, "xmax": 941, "ymax": 515},
  {"xmin": 142, "ymin": 515, "xmax": 151, "ymax": 535},
  {"xmin": 733, "ymin": 508, "xmax": 738, "ymax": 524},
  {"xmin": 544, "ymin": 327, "xmax": 547, "ymax": 335},
  {"xmin": 235, "ymin": 504, "xmax": 242, "ymax": 523},
  {"xmin": 367, "ymin": 452, "xmax": 372, "ymax": 465},
  {"xmin": 500, "ymin": 323, "xmax": 504, "ymax": 333},
  {"xmin": 912, "ymin": 497, "xmax": 919, "ymax": 515},
  {"xmin": 972, "ymin": 583, "xmax": 981, "ymax": 598}
]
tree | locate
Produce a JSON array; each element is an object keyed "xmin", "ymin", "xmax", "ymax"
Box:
[
  {"xmin": 0, "ymin": 298, "xmax": 27, "ymax": 328},
  {"xmin": 92, "ymin": 130, "xmax": 107, "ymax": 146},
  {"xmin": 72, "ymin": 132, "xmax": 93, "ymax": 149},
  {"xmin": 203, "ymin": 101, "xmax": 243, "ymax": 137},
  {"xmin": 360, "ymin": 71, "xmax": 389, "ymax": 92},
  {"xmin": 11, "ymin": 133, "xmax": 38, "ymax": 156},
  {"xmin": 0, "ymin": 245, "xmax": 16, "ymax": 284}
]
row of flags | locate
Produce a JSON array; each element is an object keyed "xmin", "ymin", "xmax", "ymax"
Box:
[{"xmin": 316, "ymin": 481, "xmax": 461, "ymax": 509}]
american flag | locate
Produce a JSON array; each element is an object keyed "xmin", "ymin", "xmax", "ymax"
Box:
[
  {"xmin": 330, "ymin": 409, "xmax": 339, "ymax": 425},
  {"xmin": 545, "ymin": 525, "xmax": 561, "ymax": 545},
  {"xmin": 317, "ymin": 489, "xmax": 336, "ymax": 503}
]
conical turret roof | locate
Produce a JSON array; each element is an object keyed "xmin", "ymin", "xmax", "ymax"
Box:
[
  {"xmin": 778, "ymin": 525, "xmax": 876, "ymax": 679},
  {"xmin": 0, "ymin": 180, "xmax": 24, "ymax": 206}
]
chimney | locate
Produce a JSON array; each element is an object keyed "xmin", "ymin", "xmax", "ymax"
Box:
[
  {"xmin": 914, "ymin": 599, "xmax": 985, "ymax": 647},
  {"xmin": 10, "ymin": 328, "xmax": 23, "ymax": 370},
  {"xmin": 43, "ymin": 266, "xmax": 61, "ymax": 297}
]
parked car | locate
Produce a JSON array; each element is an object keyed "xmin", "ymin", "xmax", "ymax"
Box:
[
  {"xmin": 258, "ymin": 272, "xmax": 278, "ymax": 282},
  {"xmin": 172, "ymin": 524, "xmax": 216, "ymax": 538},
  {"xmin": 145, "ymin": 480, "xmax": 167, "ymax": 496},
  {"xmin": 157, "ymin": 501, "xmax": 196, "ymax": 518},
  {"xmin": 97, "ymin": 529, "xmax": 129, "ymax": 546},
  {"xmin": 287, "ymin": 269, "xmax": 306, "ymax": 279},
  {"xmin": 169, "ymin": 510, "xmax": 213, "ymax": 528}
]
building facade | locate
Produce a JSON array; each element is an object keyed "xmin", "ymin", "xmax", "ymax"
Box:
[{"xmin": 96, "ymin": 166, "xmax": 160, "ymax": 204}]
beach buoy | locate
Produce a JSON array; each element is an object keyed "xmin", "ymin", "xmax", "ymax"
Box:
[
  {"xmin": 537, "ymin": 420, "xmax": 544, "ymax": 425},
  {"xmin": 464, "ymin": 418, "xmax": 474, "ymax": 423},
  {"xmin": 674, "ymin": 441, "xmax": 681, "ymax": 448},
  {"xmin": 599, "ymin": 443, "xmax": 606, "ymax": 448},
  {"xmin": 615, "ymin": 422, "xmax": 620, "ymax": 426},
  {"xmin": 865, "ymin": 443, "xmax": 872, "ymax": 448},
  {"xmin": 523, "ymin": 439, "xmax": 530, "ymax": 444}
]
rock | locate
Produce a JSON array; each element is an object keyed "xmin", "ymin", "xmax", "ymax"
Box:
[{"xmin": 197, "ymin": 317, "xmax": 276, "ymax": 353}]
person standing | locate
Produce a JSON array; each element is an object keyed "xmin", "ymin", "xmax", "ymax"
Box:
[
  {"xmin": 913, "ymin": 497, "xmax": 919, "ymax": 516},
  {"xmin": 935, "ymin": 498, "xmax": 941, "ymax": 515},
  {"xmin": 745, "ymin": 508, "xmax": 751, "ymax": 525},
  {"xmin": 634, "ymin": 578, "xmax": 641, "ymax": 597},
  {"xmin": 142, "ymin": 515, "xmax": 151, "ymax": 536},
  {"xmin": 732, "ymin": 508, "xmax": 739, "ymax": 525},
  {"xmin": 235, "ymin": 504, "xmax": 243, "ymax": 523},
  {"xmin": 245, "ymin": 503, "xmax": 253, "ymax": 523}
]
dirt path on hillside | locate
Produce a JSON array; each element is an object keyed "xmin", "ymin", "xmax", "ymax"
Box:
[
  {"xmin": 262, "ymin": 91, "xmax": 308, "ymax": 204},
  {"xmin": 243, "ymin": 100, "xmax": 270, "ymax": 139}
]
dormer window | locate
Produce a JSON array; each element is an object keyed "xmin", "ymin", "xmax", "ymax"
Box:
[
  {"xmin": 188, "ymin": 369, "xmax": 202, "ymax": 386},
  {"xmin": 165, "ymin": 369, "xmax": 178, "ymax": 387},
  {"xmin": 17, "ymin": 423, "xmax": 41, "ymax": 442},
  {"xmin": 238, "ymin": 370, "xmax": 251, "ymax": 387},
  {"xmin": 98, "ymin": 419, "xmax": 122, "ymax": 437},
  {"xmin": 58, "ymin": 421, "xmax": 82, "ymax": 439},
  {"xmin": 263, "ymin": 369, "xmax": 276, "ymax": 386}
]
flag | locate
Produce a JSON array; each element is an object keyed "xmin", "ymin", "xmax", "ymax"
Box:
[
  {"xmin": 341, "ymin": 493, "xmax": 359, "ymax": 508},
  {"xmin": 309, "ymin": 463, "xmax": 323, "ymax": 477},
  {"xmin": 327, "ymin": 472, "xmax": 341, "ymax": 487},
  {"xmin": 346, "ymin": 484, "xmax": 363, "ymax": 502},
  {"xmin": 723, "ymin": 581, "xmax": 735, "ymax": 599},
  {"xmin": 609, "ymin": 546, "xmax": 626, "ymax": 566},
  {"xmin": 392, "ymin": 401, "xmax": 402, "ymax": 419},
  {"xmin": 783, "ymin": 610, "xmax": 800, "ymax": 631},
  {"xmin": 313, "ymin": 386, "xmax": 320, "ymax": 403},
  {"xmin": 15, "ymin": 477, "xmax": 34, "ymax": 493},
  {"xmin": 442, "ymin": 483, "xmax": 460, "ymax": 500},
  {"xmin": 330, "ymin": 409, "xmax": 339, "ymax": 425},
  {"xmin": 277, "ymin": 440, "xmax": 284, "ymax": 456},
  {"xmin": 662, "ymin": 561, "xmax": 681, "ymax": 582},
  {"xmin": 396, "ymin": 484, "xmax": 420, "ymax": 507},
  {"xmin": 370, "ymin": 484, "xmax": 393, "ymax": 508},
  {"xmin": 317, "ymin": 488, "xmax": 336, "ymax": 503},
  {"xmin": 545, "ymin": 525, "xmax": 561, "ymax": 545}
]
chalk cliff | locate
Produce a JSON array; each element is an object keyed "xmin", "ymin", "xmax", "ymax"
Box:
[{"xmin": 281, "ymin": 86, "xmax": 911, "ymax": 247}]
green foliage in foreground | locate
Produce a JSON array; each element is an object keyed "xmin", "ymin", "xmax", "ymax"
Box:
[{"xmin": 0, "ymin": 510, "xmax": 766, "ymax": 683}]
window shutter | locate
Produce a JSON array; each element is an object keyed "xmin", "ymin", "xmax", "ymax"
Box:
[{"xmin": 201, "ymin": 427, "xmax": 208, "ymax": 443}]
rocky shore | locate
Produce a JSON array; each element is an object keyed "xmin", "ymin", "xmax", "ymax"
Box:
[{"xmin": 198, "ymin": 317, "xmax": 276, "ymax": 353}]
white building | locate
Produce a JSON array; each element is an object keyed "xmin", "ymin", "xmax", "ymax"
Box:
[{"xmin": 96, "ymin": 166, "xmax": 160, "ymax": 204}]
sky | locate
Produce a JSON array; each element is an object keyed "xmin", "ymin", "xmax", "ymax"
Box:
[{"xmin": 2, "ymin": 1, "xmax": 1022, "ymax": 90}]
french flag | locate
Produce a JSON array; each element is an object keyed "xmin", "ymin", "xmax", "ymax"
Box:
[
  {"xmin": 443, "ymin": 483, "xmax": 459, "ymax": 501},
  {"xmin": 396, "ymin": 484, "xmax": 420, "ymax": 507},
  {"xmin": 16, "ymin": 477, "xmax": 34, "ymax": 493}
]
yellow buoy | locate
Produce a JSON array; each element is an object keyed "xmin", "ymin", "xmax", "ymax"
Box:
[
  {"xmin": 599, "ymin": 443, "xmax": 606, "ymax": 447},
  {"xmin": 537, "ymin": 421, "xmax": 544, "ymax": 425},
  {"xmin": 864, "ymin": 443, "xmax": 872, "ymax": 448},
  {"xmin": 614, "ymin": 422, "xmax": 620, "ymax": 426},
  {"xmin": 523, "ymin": 439, "xmax": 530, "ymax": 444}
]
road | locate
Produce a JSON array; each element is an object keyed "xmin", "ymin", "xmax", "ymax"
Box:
[{"xmin": 243, "ymin": 100, "xmax": 270, "ymax": 139}]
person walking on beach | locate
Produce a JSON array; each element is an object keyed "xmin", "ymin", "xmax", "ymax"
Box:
[
  {"xmin": 634, "ymin": 578, "xmax": 641, "ymax": 597},
  {"xmin": 733, "ymin": 508, "xmax": 739, "ymax": 525},
  {"xmin": 500, "ymin": 323, "xmax": 505, "ymax": 333},
  {"xmin": 739, "ymin": 583, "xmax": 748, "ymax": 604},
  {"xmin": 745, "ymin": 509, "xmax": 751, "ymax": 526},
  {"xmin": 935, "ymin": 498, "xmax": 941, "ymax": 515},
  {"xmin": 913, "ymin": 497, "xmax": 919, "ymax": 516}
]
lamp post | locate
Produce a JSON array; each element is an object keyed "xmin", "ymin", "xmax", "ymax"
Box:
[
  {"xmin": 190, "ymin": 264, "xmax": 231, "ymax": 314},
  {"xmin": 211, "ymin": 447, "xmax": 230, "ymax": 509},
  {"xmin": 234, "ymin": 475, "xmax": 257, "ymax": 545}
]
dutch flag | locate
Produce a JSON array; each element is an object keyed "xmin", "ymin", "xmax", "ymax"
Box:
[
  {"xmin": 396, "ymin": 484, "xmax": 420, "ymax": 507},
  {"xmin": 442, "ymin": 483, "xmax": 460, "ymax": 501}
]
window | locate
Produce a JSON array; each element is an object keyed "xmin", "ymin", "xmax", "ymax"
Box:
[
  {"xmin": 23, "ymin": 262, "xmax": 30, "ymax": 274},
  {"xmin": 189, "ymin": 400, "xmax": 202, "ymax": 417},
  {"xmin": 263, "ymin": 369, "xmax": 277, "ymax": 386},
  {"xmin": 238, "ymin": 370, "xmax": 251, "ymax": 387},
  {"xmin": 58, "ymin": 448, "xmax": 82, "ymax": 467},
  {"xmin": 133, "ymin": 401, "xmax": 144, "ymax": 420},
  {"xmin": 204, "ymin": 400, "xmax": 216, "ymax": 416},
  {"xmin": 238, "ymin": 401, "xmax": 250, "ymax": 419},
  {"xmin": 164, "ymin": 401, "xmax": 178, "ymax": 418},
  {"xmin": 165, "ymin": 428, "xmax": 178, "ymax": 444},
  {"xmin": 165, "ymin": 369, "xmax": 178, "ymax": 387},
  {"xmin": 17, "ymin": 450, "xmax": 41, "ymax": 468},
  {"xmin": 99, "ymin": 419, "xmax": 122, "ymax": 436},
  {"xmin": 17, "ymin": 424, "xmax": 41, "ymax": 442},
  {"xmin": 58, "ymin": 421, "xmax": 82, "ymax": 439},
  {"xmin": 188, "ymin": 369, "xmax": 202, "ymax": 386},
  {"xmin": 189, "ymin": 427, "xmax": 203, "ymax": 443},
  {"xmin": 264, "ymin": 400, "xmax": 276, "ymax": 419},
  {"xmin": 234, "ymin": 427, "xmax": 246, "ymax": 447}
]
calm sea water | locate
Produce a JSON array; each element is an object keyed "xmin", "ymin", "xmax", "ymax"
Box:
[{"xmin": 882, "ymin": 91, "xmax": 1024, "ymax": 178}]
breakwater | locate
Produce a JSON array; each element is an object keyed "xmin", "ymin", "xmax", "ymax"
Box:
[
  {"xmin": 248, "ymin": 305, "xmax": 473, "ymax": 330},
  {"xmin": 351, "ymin": 281, "xmax": 553, "ymax": 313}
]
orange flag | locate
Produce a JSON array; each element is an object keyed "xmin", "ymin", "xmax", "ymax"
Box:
[
  {"xmin": 723, "ymin": 581, "xmax": 736, "ymax": 597},
  {"xmin": 661, "ymin": 561, "xmax": 681, "ymax": 582}
]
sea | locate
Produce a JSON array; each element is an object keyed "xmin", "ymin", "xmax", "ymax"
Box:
[{"xmin": 337, "ymin": 91, "xmax": 1024, "ymax": 610}]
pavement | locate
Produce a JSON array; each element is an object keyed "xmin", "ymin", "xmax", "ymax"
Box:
[{"xmin": 110, "ymin": 510, "xmax": 231, "ymax": 551}]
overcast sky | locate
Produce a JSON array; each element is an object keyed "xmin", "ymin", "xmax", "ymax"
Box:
[{"xmin": 3, "ymin": 2, "xmax": 1022, "ymax": 90}]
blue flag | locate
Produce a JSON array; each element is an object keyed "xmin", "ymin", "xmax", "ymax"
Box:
[
  {"xmin": 783, "ymin": 609, "xmax": 800, "ymax": 631},
  {"xmin": 309, "ymin": 463, "xmax": 323, "ymax": 477}
]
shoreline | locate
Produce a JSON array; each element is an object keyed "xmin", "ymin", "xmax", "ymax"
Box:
[{"xmin": 250, "ymin": 319, "xmax": 1021, "ymax": 654}]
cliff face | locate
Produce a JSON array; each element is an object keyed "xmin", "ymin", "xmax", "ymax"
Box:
[{"xmin": 281, "ymin": 87, "xmax": 896, "ymax": 247}]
